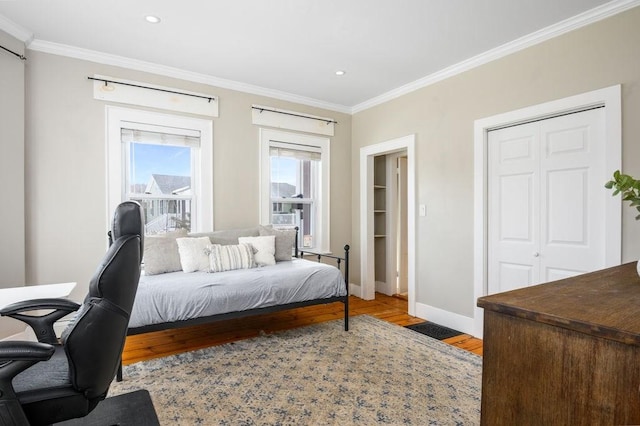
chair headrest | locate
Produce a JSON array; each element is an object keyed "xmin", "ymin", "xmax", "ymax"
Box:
[{"xmin": 111, "ymin": 201, "xmax": 144, "ymax": 253}]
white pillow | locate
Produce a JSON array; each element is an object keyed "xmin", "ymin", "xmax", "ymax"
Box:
[
  {"xmin": 207, "ymin": 243, "xmax": 255, "ymax": 272},
  {"xmin": 238, "ymin": 235, "xmax": 276, "ymax": 267},
  {"xmin": 176, "ymin": 237, "xmax": 211, "ymax": 273}
]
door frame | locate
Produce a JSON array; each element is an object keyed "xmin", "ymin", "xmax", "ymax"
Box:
[
  {"xmin": 360, "ymin": 134, "xmax": 416, "ymax": 315},
  {"xmin": 473, "ymin": 85, "xmax": 622, "ymax": 337}
]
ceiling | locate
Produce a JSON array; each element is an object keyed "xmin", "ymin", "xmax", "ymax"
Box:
[{"xmin": 0, "ymin": 0, "xmax": 629, "ymax": 112}]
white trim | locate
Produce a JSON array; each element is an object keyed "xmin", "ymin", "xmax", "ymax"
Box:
[
  {"xmin": 251, "ymin": 104, "xmax": 335, "ymax": 136},
  {"xmin": 259, "ymin": 128, "xmax": 331, "ymax": 253},
  {"xmin": 5, "ymin": 1, "xmax": 634, "ymax": 114},
  {"xmin": 349, "ymin": 282, "xmax": 361, "ymax": 297},
  {"xmin": 106, "ymin": 106, "xmax": 213, "ymax": 233},
  {"xmin": 25, "ymin": 39, "xmax": 352, "ymax": 114},
  {"xmin": 93, "ymin": 74, "xmax": 218, "ymax": 117},
  {"xmin": 472, "ymin": 85, "xmax": 622, "ymax": 338},
  {"xmin": 351, "ymin": 0, "xmax": 640, "ymax": 113},
  {"xmin": 359, "ymin": 135, "xmax": 416, "ymax": 315},
  {"xmin": 415, "ymin": 302, "xmax": 475, "ymax": 336},
  {"xmin": 0, "ymin": 13, "xmax": 33, "ymax": 44}
]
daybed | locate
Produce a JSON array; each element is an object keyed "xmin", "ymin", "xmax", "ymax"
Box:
[{"xmin": 118, "ymin": 225, "xmax": 349, "ymax": 380}]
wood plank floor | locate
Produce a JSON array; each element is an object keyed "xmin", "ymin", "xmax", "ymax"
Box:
[{"xmin": 122, "ymin": 293, "xmax": 483, "ymax": 365}]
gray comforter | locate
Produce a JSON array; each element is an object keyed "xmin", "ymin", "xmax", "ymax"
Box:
[{"xmin": 129, "ymin": 258, "xmax": 346, "ymax": 328}]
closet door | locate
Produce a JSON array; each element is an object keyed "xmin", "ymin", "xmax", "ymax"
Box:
[
  {"xmin": 488, "ymin": 108, "xmax": 606, "ymax": 295},
  {"xmin": 488, "ymin": 122, "xmax": 540, "ymax": 294}
]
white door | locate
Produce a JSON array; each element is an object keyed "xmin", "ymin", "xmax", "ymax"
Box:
[{"xmin": 488, "ymin": 108, "xmax": 606, "ymax": 294}]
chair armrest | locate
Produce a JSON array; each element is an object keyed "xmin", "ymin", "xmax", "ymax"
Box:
[
  {"xmin": 0, "ymin": 341, "xmax": 54, "ymax": 419},
  {"xmin": 0, "ymin": 341, "xmax": 55, "ymax": 363},
  {"xmin": 0, "ymin": 298, "xmax": 80, "ymax": 345},
  {"xmin": 0, "ymin": 298, "xmax": 80, "ymax": 316}
]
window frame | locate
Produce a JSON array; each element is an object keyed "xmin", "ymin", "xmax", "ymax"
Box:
[
  {"xmin": 106, "ymin": 106, "xmax": 213, "ymax": 233},
  {"xmin": 259, "ymin": 128, "xmax": 330, "ymax": 253}
]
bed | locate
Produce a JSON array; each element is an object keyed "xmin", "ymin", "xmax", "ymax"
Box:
[{"xmin": 118, "ymin": 226, "xmax": 349, "ymax": 380}]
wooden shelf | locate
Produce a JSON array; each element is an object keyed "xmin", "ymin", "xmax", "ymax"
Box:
[
  {"xmin": 374, "ymin": 234, "xmax": 386, "ymax": 238},
  {"xmin": 374, "ymin": 210, "xmax": 386, "ymax": 213}
]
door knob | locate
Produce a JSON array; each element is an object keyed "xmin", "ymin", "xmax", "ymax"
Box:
[{"xmin": 533, "ymin": 252, "xmax": 540, "ymax": 257}]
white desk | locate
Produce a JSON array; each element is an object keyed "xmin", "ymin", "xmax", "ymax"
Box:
[{"xmin": 0, "ymin": 282, "xmax": 76, "ymax": 340}]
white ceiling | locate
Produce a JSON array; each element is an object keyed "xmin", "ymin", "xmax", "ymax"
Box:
[{"xmin": 0, "ymin": 0, "xmax": 632, "ymax": 113}]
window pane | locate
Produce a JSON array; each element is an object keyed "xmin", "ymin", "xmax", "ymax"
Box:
[
  {"xmin": 132, "ymin": 198, "xmax": 192, "ymax": 234},
  {"xmin": 128, "ymin": 142, "xmax": 193, "ymax": 235},
  {"xmin": 129, "ymin": 143, "xmax": 192, "ymax": 194},
  {"xmin": 270, "ymin": 153, "xmax": 318, "ymax": 248}
]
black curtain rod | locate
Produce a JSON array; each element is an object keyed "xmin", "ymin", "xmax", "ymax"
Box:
[
  {"xmin": 87, "ymin": 77, "xmax": 215, "ymax": 102},
  {"xmin": 0, "ymin": 44, "xmax": 26, "ymax": 61},
  {"xmin": 252, "ymin": 106, "xmax": 337, "ymax": 125}
]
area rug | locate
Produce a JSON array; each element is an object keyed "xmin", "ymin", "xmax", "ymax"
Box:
[
  {"xmin": 405, "ymin": 321, "xmax": 463, "ymax": 340},
  {"xmin": 110, "ymin": 315, "xmax": 482, "ymax": 425}
]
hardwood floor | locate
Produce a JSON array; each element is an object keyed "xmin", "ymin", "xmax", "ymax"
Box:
[{"xmin": 122, "ymin": 293, "xmax": 483, "ymax": 365}]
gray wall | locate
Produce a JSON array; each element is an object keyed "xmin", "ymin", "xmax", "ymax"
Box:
[
  {"xmin": 351, "ymin": 7, "xmax": 640, "ymax": 319},
  {"xmin": 0, "ymin": 29, "xmax": 25, "ymax": 288},
  {"xmin": 23, "ymin": 51, "xmax": 352, "ymax": 302},
  {"xmin": 0, "ymin": 29, "xmax": 25, "ymax": 338}
]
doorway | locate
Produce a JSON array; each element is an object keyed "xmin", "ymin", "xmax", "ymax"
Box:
[
  {"xmin": 473, "ymin": 85, "xmax": 622, "ymax": 337},
  {"xmin": 360, "ymin": 135, "xmax": 416, "ymax": 316},
  {"xmin": 373, "ymin": 153, "xmax": 409, "ymax": 299}
]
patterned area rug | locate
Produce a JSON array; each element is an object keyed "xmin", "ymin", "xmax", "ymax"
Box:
[{"xmin": 110, "ymin": 315, "xmax": 482, "ymax": 425}]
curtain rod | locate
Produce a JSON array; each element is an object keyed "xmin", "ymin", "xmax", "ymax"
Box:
[
  {"xmin": 252, "ymin": 106, "xmax": 337, "ymax": 125},
  {"xmin": 87, "ymin": 77, "xmax": 215, "ymax": 102},
  {"xmin": 0, "ymin": 44, "xmax": 27, "ymax": 61}
]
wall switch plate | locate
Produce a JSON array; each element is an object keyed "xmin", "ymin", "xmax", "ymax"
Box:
[{"xmin": 419, "ymin": 204, "xmax": 426, "ymax": 217}]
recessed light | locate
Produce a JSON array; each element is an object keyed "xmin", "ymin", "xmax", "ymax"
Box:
[
  {"xmin": 145, "ymin": 15, "xmax": 161, "ymax": 24},
  {"xmin": 335, "ymin": 70, "xmax": 346, "ymax": 76}
]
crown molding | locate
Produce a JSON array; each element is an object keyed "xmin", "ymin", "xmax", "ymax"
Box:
[
  {"xmin": 0, "ymin": 13, "xmax": 33, "ymax": 43},
  {"xmin": 7, "ymin": 0, "xmax": 639, "ymax": 115},
  {"xmin": 351, "ymin": 0, "xmax": 640, "ymax": 114},
  {"xmin": 26, "ymin": 39, "xmax": 352, "ymax": 114}
]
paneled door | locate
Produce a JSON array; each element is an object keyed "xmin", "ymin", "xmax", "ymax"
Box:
[{"xmin": 487, "ymin": 108, "xmax": 606, "ymax": 294}]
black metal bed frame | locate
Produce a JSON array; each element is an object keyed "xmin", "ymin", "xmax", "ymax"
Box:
[{"xmin": 117, "ymin": 231, "xmax": 349, "ymax": 381}]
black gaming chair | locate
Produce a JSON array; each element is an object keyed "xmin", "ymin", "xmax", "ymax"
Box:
[{"xmin": 0, "ymin": 201, "xmax": 144, "ymax": 426}]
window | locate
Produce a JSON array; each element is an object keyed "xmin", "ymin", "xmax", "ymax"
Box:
[
  {"xmin": 260, "ymin": 129, "xmax": 330, "ymax": 252},
  {"xmin": 107, "ymin": 107, "xmax": 213, "ymax": 235},
  {"xmin": 123, "ymin": 128, "xmax": 197, "ymax": 234}
]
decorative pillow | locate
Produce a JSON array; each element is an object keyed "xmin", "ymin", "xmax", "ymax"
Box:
[
  {"xmin": 238, "ymin": 235, "xmax": 276, "ymax": 267},
  {"xmin": 259, "ymin": 225, "xmax": 296, "ymax": 261},
  {"xmin": 207, "ymin": 243, "xmax": 255, "ymax": 273},
  {"xmin": 176, "ymin": 237, "xmax": 211, "ymax": 273},
  {"xmin": 143, "ymin": 229, "xmax": 188, "ymax": 275},
  {"xmin": 189, "ymin": 227, "xmax": 260, "ymax": 246}
]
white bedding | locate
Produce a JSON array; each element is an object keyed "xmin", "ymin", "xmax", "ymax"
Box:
[{"xmin": 129, "ymin": 258, "xmax": 347, "ymax": 328}]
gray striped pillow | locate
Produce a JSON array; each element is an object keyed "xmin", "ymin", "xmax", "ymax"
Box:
[{"xmin": 207, "ymin": 243, "xmax": 255, "ymax": 272}]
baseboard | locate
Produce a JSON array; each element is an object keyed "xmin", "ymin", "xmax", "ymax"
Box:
[
  {"xmin": 349, "ymin": 283, "xmax": 360, "ymax": 297},
  {"xmin": 414, "ymin": 302, "xmax": 477, "ymax": 337}
]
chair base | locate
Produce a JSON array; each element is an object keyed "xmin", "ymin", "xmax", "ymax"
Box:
[{"xmin": 53, "ymin": 390, "xmax": 159, "ymax": 426}]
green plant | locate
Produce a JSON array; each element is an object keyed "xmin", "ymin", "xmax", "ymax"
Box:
[{"xmin": 605, "ymin": 170, "xmax": 640, "ymax": 220}]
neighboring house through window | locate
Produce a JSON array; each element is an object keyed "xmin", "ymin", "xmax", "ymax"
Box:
[
  {"xmin": 260, "ymin": 129, "xmax": 330, "ymax": 252},
  {"xmin": 107, "ymin": 107, "xmax": 213, "ymax": 235}
]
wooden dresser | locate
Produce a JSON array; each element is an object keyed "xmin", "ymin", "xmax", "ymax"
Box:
[{"xmin": 477, "ymin": 262, "xmax": 640, "ymax": 425}]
